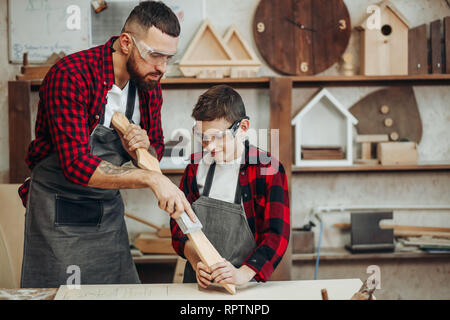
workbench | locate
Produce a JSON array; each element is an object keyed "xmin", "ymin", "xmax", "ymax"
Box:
[{"xmin": 1, "ymin": 279, "xmax": 362, "ymax": 300}]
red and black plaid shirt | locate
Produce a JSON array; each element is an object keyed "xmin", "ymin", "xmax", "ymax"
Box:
[
  {"xmin": 170, "ymin": 141, "xmax": 290, "ymax": 282},
  {"xmin": 18, "ymin": 37, "xmax": 164, "ymax": 207}
]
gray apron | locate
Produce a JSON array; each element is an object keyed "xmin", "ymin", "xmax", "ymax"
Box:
[
  {"xmin": 20, "ymin": 81, "xmax": 141, "ymax": 288},
  {"xmin": 183, "ymin": 161, "xmax": 257, "ymax": 283}
]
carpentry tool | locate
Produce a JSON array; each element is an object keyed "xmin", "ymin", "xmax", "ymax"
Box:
[
  {"xmin": 111, "ymin": 112, "xmax": 236, "ymax": 294},
  {"xmin": 345, "ymin": 212, "xmax": 395, "ymax": 253},
  {"xmin": 350, "ymin": 278, "xmax": 376, "ymax": 300},
  {"xmin": 124, "ymin": 212, "xmax": 171, "ymax": 238}
]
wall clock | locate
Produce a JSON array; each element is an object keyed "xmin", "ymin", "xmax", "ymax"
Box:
[{"xmin": 253, "ymin": 0, "xmax": 351, "ymax": 75}]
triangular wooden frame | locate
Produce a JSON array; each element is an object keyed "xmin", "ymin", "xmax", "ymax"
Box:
[
  {"xmin": 179, "ymin": 19, "xmax": 235, "ymax": 66},
  {"xmin": 223, "ymin": 25, "xmax": 261, "ymax": 66},
  {"xmin": 179, "ymin": 19, "xmax": 261, "ymax": 78}
]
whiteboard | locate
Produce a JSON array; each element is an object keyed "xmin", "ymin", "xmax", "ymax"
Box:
[
  {"xmin": 8, "ymin": 0, "xmax": 204, "ymax": 64},
  {"xmin": 8, "ymin": 0, "xmax": 91, "ymax": 63}
]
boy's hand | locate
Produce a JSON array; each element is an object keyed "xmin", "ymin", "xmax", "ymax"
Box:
[
  {"xmin": 210, "ymin": 260, "xmax": 256, "ymax": 286},
  {"xmin": 195, "ymin": 261, "xmax": 212, "ymax": 288}
]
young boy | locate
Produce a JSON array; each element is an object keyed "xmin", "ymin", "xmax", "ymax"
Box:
[{"xmin": 170, "ymin": 85, "xmax": 290, "ymax": 288}]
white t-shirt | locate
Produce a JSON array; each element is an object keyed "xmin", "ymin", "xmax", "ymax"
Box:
[
  {"xmin": 196, "ymin": 152, "xmax": 243, "ymax": 203},
  {"xmin": 102, "ymin": 81, "xmax": 140, "ymax": 127}
]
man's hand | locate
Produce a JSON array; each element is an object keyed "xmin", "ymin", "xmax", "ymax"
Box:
[
  {"xmin": 148, "ymin": 171, "xmax": 196, "ymax": 221},
  {"xmin": 118, "ymin": 123, "xmax": 150, "ymax": 160},
  {"xmin": 210, "ymin": 260, "xmax": 256, "ymax": 286}
]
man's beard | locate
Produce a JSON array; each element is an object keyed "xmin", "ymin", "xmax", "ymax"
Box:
[{"xmin": 126, "ymin": 51, "xmax": 162, "ymax": 91}]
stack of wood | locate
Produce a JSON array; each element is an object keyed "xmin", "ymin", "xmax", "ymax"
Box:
[
  {"xmin": 399, "ymin": 236, "xmax": 450, "ymax": 254},
  {"xmin": 301, "ymin": 146, "xmax": 345, "ymax": 160},
  {"xmin": 16, "ymin": 51, "xmax": 65, "ymax": 81}
]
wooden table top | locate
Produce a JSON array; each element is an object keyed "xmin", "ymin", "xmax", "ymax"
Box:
[
  {"xmin": 1, "ymin": 279, "xmax": 364, "ymax": 300},
  {"xmin": 0, "ymin": 288, "xmax": 57, "ymax": 300}
]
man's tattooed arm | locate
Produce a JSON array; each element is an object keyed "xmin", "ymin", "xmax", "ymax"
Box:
[
  {"xmin": 98, "ymin": 161, "xmax": 133, "ymax": 176},
  {"xmin": 88, "ymin": 160, "xmax": 156, "ymax": 189}
]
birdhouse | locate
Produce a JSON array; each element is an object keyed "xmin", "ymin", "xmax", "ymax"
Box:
[
  {"xmin": 291, "ymin": 89, "xmax": 358, "ymax": 167},
  {"xmin": 357, "ymin": 0, "xmax": 411, "ymax": 75},
  {"xmin": 179, "ymin": 19, "xmax": 261, "ymax": 78}
]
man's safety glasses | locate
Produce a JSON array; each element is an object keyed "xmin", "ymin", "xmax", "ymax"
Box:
[{"xmin": 130, "ymin": 35, "xmax": 175, "ymax": 66}]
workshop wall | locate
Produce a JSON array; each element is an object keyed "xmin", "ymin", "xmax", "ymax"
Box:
[{"xmin": 1, "ymin": 0, "xmax": 449, "ymax": 280}]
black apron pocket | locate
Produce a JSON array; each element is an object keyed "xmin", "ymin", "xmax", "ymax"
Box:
[{"xmin": 55, "ymin": 195, "xmax": 103, "ymax": 227}]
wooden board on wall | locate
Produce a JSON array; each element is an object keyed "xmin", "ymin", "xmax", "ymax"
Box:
[
  {"xmin": 253, "ymin": 0, "xmax": 350, "ymax": 75},
  {"xmin": 408, "ymin": 24, "xmax": 428, "ymax": 75},
  {"xmin": 445, "ymin": 17, "xmax": 450, "ymax": 74},
  {"xmin": 430, "ymin": 19, "xmax": 443, "ymax": 74},
  {"xmin": 8, "ymin": 81, "xmax": 31, "ymax": 183},
  {"xmin": 349, "ymin": 87, "xmax": 422, "ymax": 144},
  {"xmin": 269, "ymin": 77, "xmax": 292, "ymax": 281}
]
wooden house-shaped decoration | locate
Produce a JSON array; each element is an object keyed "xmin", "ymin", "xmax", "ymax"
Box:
[
  {"xmin": 179, "ymin": 19, "xmax": 261, "ymax": 78},
  {"xmin": 357, "ymin": 0, "xmax": 411, "ymax": 75},
  {"xmin": 291, "ymin": 89, "xmax": 358, "ymax": 167}
]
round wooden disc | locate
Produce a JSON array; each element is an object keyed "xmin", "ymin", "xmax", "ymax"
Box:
[
  {"xmin": 253, "ymin": 0, "xmax": 351, "ymax": 75},
  {"xmin": 380, "ymin": 105, "xmax": 390, "ymax": 114},
  {"xmin": 390, "ymin": 132, "xmax": 399, "ymax": 141},
  {"xmin": 384, "ymin": 118, "xmax": 394, "ymax": 127}
]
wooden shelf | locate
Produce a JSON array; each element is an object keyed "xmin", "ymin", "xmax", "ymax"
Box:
[
  {"xmin": 161, "ymin": 76, "xmax": 270, "ymax": 89},
  {"xmin": 292, "ymin": 247, "xmax": 450, "ymax": 262},
  {"xmin": 27, "ymin": 74, "xmax": 450, "ymax": 91},
  {"xmin": 291, "ymin": 74, "xmax": 450, "ymax": 87},
  {"xmin": 292, "ymin": 162, "xmax": 450, "ymax": 173}
]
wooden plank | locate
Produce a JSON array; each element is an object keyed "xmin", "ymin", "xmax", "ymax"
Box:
[
  {"xmin": 292, "ymin": 163, "xmax": 450, "ymax": 173},
  {"xmin": 17, "ymin": 65, "xmax": 52, "ymax": 80},
  {"xmin": 111, "ymin": 112, "xmax": 235, "ymax": 295},
  {"xmin": 8, "ymin": 81, "xmax": 31, "ymax": 183},
  {"xmin": 292, "ymin": 247, "xmax": 450, "ymax": 262},
  {"xmin": 172, "ymin": 257, "xmax": 187, "ymax": 283},
  {"xmin": 377, "ymin": 142, "xmax": 418, "ymax": 165},
  {"xmin": 356, "ymin": 134, "xmax": 389, "ymax": 143},
  {"xmin": 430, "ymin": 19, "xmax": 443, "ymax": 74},
  {"xmin": 54, "ymin": 279, "xmax": 363, "ymax": 300},
  {"xmin": 24, "ymin": 75, "xmax": 450, "ymax": 89},
  {"xmin": 269, "ymin": 77, "xmax": 292, "ymax": 281},
  {"xmin": 0, "ymin": 184, "xmax": 25, "ymax": 288},
  {"xmin": 334, "ymin": 223, "xmax": 450, "ymax": 233},
  {"xmin": 134, "ymin": 233, "xmax": 176, "ymax": 254},
  {"xmin": 408, "ymin": 24, "xmax": 428, "ymax": 75},
  {"xmin": 445, "ymin": 17, "xmax": 450, "ymax": 74}
]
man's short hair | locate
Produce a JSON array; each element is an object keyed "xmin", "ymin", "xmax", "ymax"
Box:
[
  {"xmin": 192, "ymin": 85, "xmax": 247, "ymax": 124},
  {"xmin": 122, "ymin": 1, "xmax": 180, "ymax": 37}
]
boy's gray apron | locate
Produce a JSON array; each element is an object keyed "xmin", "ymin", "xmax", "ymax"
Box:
[
  {"xmin": 183, "ymin": 161, "xmax": 257, "ymax": 283},
  {"xmin": 21, "ymin": 81, "xmax": 141, "ymax": 288}
]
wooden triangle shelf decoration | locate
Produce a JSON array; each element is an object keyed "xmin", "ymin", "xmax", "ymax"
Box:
[{"xmin": 179, "ymin": 19, "xmax": 261, "ymax": 79}]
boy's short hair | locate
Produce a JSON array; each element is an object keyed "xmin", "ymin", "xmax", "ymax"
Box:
[{"xmin": 192, "ymin": 85, "xmax": 247, "ymax": 123}]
